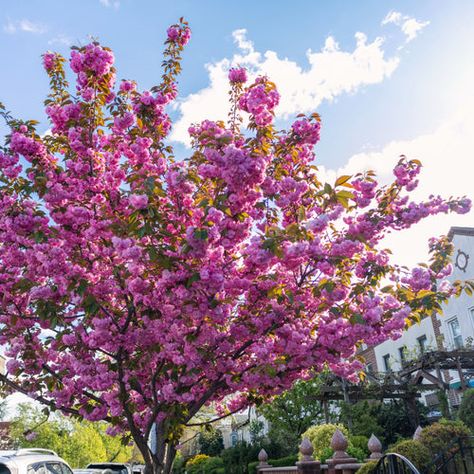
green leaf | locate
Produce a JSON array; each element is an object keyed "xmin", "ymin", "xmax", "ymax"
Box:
[
  {"xmin": 193, "ymin": 228, "xmax": 208, "ymax": 240},
  {"xmin": 350, "ymin": 313, "xmax": 365, "ymax": 325},
  {"xmin": 83, "ymin": 294, "xmax": 100, "ymax": 315},
  {"xmin": 186, "ymin": 272, "xmax": 201, "ymax": 288},
  {"xmin": 77, "ymin": 279, "xmax": 89, "ymax": 296}
]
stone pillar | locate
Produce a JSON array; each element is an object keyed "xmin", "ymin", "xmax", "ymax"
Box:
[
  {"xmin": 367, "ymin": 434, "xmax": 383, "ymax": 461},
  {"xmin": 326, "ymin": 429, "xmax": 358, "ymax": 474},
  {"xmin": 296, "ymin": 437, "xmax": 321, "ymax": 474},
  {"xmin": 256, "ymin": 448, "xmax": 270, "ymax": 473}
]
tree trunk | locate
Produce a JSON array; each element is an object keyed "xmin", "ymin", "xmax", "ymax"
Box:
[{"xmin": 135, "ymin": 424, "xmax": 178, "ymax": 474}]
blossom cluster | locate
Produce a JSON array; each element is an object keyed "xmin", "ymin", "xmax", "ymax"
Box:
[
  {"xmin": 238, "ymin": 77, "xmax": 280, "ymax": 126},
  {"xmin": 228, "ymin": 67, "xmax": 247, "ymax": 84}
]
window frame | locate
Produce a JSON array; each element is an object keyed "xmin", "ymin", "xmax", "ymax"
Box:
[
  {"xmin": 447, "ymin": 317, "xmax": 463, "ymax": 349},
  {"xmin": 417, "ymin": 335, "xmax": 427, "ymax": 354},
  {"xmin": 27, "ymin": 463, "xmax": 46, "ymax": 474},
  {"xmin": 398, "ymin": 346, "xmax": 407, "ymax": 364}
]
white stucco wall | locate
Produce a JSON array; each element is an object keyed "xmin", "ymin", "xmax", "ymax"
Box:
[
  {"xmin": 373, "ymin": 228, "xmax": 474, "ymax": 407},
  {"xmin": 437, "ymin": 232, "xmax": 474, "ymax": 351},
  {"xmin": 374, "ymin": 315, "xmax": 436, "ymax": 372},
  {"xmin": 375, "ymin": 230, "xmax": 474, "ymax": 373}
]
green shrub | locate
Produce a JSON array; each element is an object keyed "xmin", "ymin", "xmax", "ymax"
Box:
[
  {"xmin": 389, "ymin": 439, "xmax": 430, "ymax": 472},
  {"xmin": 186, "ymin": 454, "xmax": 210, "ymax": 473},
  {"xmin": 349, "ymin": 435, "xmax": 369, "ymax": 457},
  {"xmin": 270, "ymin": 455, "xmax": 298, "ymax": 467},
  {"xmin": 419, "ymin": 419, "xmax": 471, "ymax": 457},
  {"xmin": 202, "ymin": 457, "xmax": 224, "ymax": 474},
  {"xmin": 318, "ymin": 445, "xmax": 365, "ymax": 463},
  {"xmin": 198, "ymin": 428, "xmax": 224, "ymax": 457},
  {"xmin": 356, "ymin": 461, "xmax": 377, "ymax": 473},
  {"xmin": 458, "ymin": 388, "xmax": 474, "ymax": 432},
  {"xmin": 301, "ymin": 423, "xmax": 349, "ymax": 460},
  {"xmin": 347, "ymin": 446, "xmax": 367, "ymax": 462},
  {"xmin": 319, "ymin": 446, "xmax": 334, "ymax": 463},
  {"xmin": 221, "ymin": 441, "xmax": 260, "ymax": 474},
  {"xmin": 340, "ymin": 402, "xmax": 384, "ymax": 440}
]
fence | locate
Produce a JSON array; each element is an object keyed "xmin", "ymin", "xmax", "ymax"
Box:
[
  {"xmin": 427, "ymin": 436, "xmax": 474, "ymax": 474},
  {"xmin": 256, "ymin": 428, "xmax": 383, "ymax": 474}
]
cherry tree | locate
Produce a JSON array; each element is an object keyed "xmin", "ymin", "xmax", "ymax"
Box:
[{"xmin": 0, "ymin": 20, "xmax": 471, "ymax": 473}]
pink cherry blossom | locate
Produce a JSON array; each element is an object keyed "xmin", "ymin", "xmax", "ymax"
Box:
[{"xmin": 0, "ymin": 18, "xmax": 471, "ymax": 474}]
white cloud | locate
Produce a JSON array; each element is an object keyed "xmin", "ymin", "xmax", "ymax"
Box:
[
  {"xmin": 3, "ymin": 18, "xmax": 47, "ymax": 35},
  {"xmin": 171, "ymin": 25, "xmax": 402, "ymax": 146},
  {"xmin": 321, "ymin": 98, "xmax": 474, "ymax": 267},
  {"xmin": 382, "ymin": 10, "xmax": 430, "ymax": 43},
  {"xmin": 99, "ymin": 0, "xmax": 120, "ymax": 8},
  {"xmin": 48, "ymin": 34, "xmax": 73, "ymax": 47}
]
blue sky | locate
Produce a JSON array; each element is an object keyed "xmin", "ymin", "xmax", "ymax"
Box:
[{"xmin": 1, "ymin": 0, "xmax": 473, "ymax": 263}]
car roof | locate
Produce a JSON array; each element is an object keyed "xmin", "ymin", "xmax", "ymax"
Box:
[
  {"xmin": 0, "ymin": 451, "xmax": 69, "ymax": 468},
  {"xmin": 86, "ymin": 464, "xmax": 129, "ymax": 468}
]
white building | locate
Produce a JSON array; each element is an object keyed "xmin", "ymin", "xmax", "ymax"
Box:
[
  {"xmin": 366, "ymin": 227, "xmax": 474, "ymax": 410},
  {"xmin": 217, "ymin": 406, "xmax": 269, "ymax": 449}
]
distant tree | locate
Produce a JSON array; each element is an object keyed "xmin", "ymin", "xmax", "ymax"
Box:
[
  {"xmin": 198, "ymin": 427, "xmax": 224, "ymax": 457},
  {"xmin": 339, "ymin": 401, "xmax": 384, "ymax": 440},
  {"xmin": 61, "ymin": 421, "xmax": 107, "ymax": 468},
  {"xmin": 259, "ymin": 377, "xmax": 325, "ymax": 454},
  {"xmin": 11, "ymin": 403, "xmax": 133, "ymax": 467},
  {"xmin": 339, "ymin": 399, "xmax": 428, "ymax": 446}
]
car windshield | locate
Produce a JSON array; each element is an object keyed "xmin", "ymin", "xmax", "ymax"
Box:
[
  {"xmin": 0, "ymin": 465, "xmax": 11, "ymax": 474},
  {"xmin": 87, "ymin": 466, "xmax": 127, "ymax": 474}
]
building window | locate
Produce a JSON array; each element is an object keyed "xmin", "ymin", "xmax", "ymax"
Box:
[
  {"xmin": 399, "ymin": 346, "xmax": 407, "ymax": 364},
  {"xmin": 382, "ymin": 354, "xmax": 391, "ymax": 371},
  {"xmin": 417, "ymin": 335, "xmax": 427, "ymax": 354},
  {"xmin": 366, "ymin": 363, "xmax": 374, "ymax": 374},
  {"xmin": 448, "ymin": 318, "xmax": 463, "ymax": 349}
]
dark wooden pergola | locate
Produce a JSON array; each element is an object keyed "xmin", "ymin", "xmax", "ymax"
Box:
[{"xmin": 310, "ymin": 349, "xmax": 474, "ymax": 429}]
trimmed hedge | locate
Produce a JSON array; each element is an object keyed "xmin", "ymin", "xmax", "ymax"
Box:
[
  {"xmin": 388, "ymin": 439, "xmax": 430, "ymax": 472},
  {"xmin": 419, "ymin": 419, "xmax": 472, "ymax": 457},
  {"xmin": 248, "ymin": 455, "xmax": 298, "ymax": 474},
  {"xmin": 301, "ymin": 423, "xmax": 349, "ymax": 461}
]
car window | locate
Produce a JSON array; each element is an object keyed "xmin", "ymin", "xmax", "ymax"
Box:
[
  {"xmin": 28, "ymin": 463, "xmax": 46, "ymax": 474},
  {"xmin": 87, "ymin": 466, "xmax": 127, "ymax": 474},
  {"xmin": 46, "ymin": 462, "xmax": 70, "ymax": 474},
  {"xmin": 58, "ymin": 464, "xmax": 73, "ymax": 474},
  {"xmin": 0, "ymin": 464, "xmax": 11, "ymax": 474}
]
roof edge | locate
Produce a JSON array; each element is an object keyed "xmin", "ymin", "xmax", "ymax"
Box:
[{"xmin": 448, "ymin": 226, "xmax": 474, "ymax": 239}]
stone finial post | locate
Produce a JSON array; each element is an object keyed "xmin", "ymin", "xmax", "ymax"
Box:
[
  {"xmin": 331, "ymin": 429, "xmax": 349, "ymax": 459},
  {"xmin": 296, "ymin": 438, "xmax": 321, "ymax": 474},
  {"xmin": 327, "ymin": 430, "xmax": 358, "ymax": 474},
  {"xmin": 257, "ymin": 448, "xmax": 270, "ymax": 471},
  {"xmin": 367, "ymin": 434, "xmax": 383, "ymax": 460},
  {"xmin": 413, "ymin": 425, "xmax": 423, "ymax": 441}
]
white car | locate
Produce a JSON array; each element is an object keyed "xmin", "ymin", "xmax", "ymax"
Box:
[
  {"xmin": 0, "ymin": 449, "xmax": 73, "ymax": 474},
  {"xmin": 85, "ymin": 465, "xmax": 130, "ymax": 474}
]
